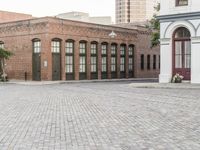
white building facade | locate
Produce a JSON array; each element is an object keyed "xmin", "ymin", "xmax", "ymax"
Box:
[{"xmin": 158, "ymin": 0, "xmax": 200, "ymax": 83}]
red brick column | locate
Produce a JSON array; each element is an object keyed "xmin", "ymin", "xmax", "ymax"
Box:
[
  {"xmin": 41, "ymin": 38, "xmax": 52, "ymax": 81},
  {"xmin": 61, "ymin": 40, "xmax": 66, "ymax": 80},
  {"xmin": 107, "ymin": 43, "xmax": 111, "ymax": 79},
  {"xmin": 98, "ymin": 43, "xmax": 102, "ymax": 79},
  {"xmin": 74, "ymin": 41, "xmax": 79, "ymax": 80},
  {"xmin": 87, "ymin": 41, "xmax": 91, "ymax": 80}
]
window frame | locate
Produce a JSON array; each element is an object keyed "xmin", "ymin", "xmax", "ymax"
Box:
[
  {"xmin": 176, "ymin": 0, "xmax": 188, "ymax": 6},
  {"xmin": 128, "ymin": 45, "xmax": 134, "ymax": 72},
  {"xmin": 51, "ymin": 40, "xmax": 61, "ymax": 53},
  {"xmin": 101, "ymin": 43, "xmax": 108, "ymax": 73},
  {"xmin": 120, "ymin": 45, "xmax": 126, "ymax": 72},
  {"xmin": 91, "ymin": 42, "xmax": 98, "ymax": 73},
  {"xmin": 111, "ymin": 44, "xmax": 117, "ymax": 72},
  {"xmin": 79, "ymin": 42, "xmax": 87, "ymax": 73},
  {"xmin": 33, "ymin": 40, "xmax": 41, "ymax": 54},
  {"xmin": 65, "ymin": 40, "xmax": 74, "ymax": 74}
]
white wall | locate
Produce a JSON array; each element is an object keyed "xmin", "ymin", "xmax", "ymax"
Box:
[{"xmin": 160, "ymin": 0, "xmax": 200, "ymax": 15}]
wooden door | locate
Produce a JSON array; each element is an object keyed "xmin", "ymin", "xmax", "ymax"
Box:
[
  {"xmin": 32, "ymin": 53, "xmax": 41, "ymax": 81},
  {"xmin": 52, "ymin": 53, "xmax": 61, "ymax": 80},
  {"xmin": 173, "ymin": 40, "xmax": 191, "ymax": 80}
]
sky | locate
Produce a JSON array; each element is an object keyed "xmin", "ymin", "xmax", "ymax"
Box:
[{"xmin": 0, "ymin": 0, "xmax": 115, "ymax": 21}]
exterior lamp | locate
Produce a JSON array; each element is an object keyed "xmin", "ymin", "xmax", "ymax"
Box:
[{"xmin": 109, "ymin": 31, "xmax": 117, "ymax": 38}]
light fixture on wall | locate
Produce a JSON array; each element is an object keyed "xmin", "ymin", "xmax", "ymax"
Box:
[{"xmin": 109, "ymin": 31, "xmax": 117, "ymax": 38}]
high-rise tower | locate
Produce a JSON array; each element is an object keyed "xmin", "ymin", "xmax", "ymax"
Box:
[{"xmin": 115, "ymin": 0, "xmax": 159, "ymax": 24}]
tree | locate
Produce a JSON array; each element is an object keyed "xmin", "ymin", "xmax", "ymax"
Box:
[
  {"xmin": 0, "ymin": 48, "xmax": 13, "ymax": 81},
  {"xmin": 148, "ymin": 3, "xmax": 160, "ymax": 47}
]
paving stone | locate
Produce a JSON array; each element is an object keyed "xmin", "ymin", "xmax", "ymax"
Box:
[{"xmin": 0, "ymin": 82, "xmax": 200, "ymax": 149}]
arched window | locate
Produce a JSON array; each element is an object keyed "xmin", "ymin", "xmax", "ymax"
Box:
[
  {"xmin": 120, "ymin": 44, "xmax": 126, "ymax": 78},
  {"xmin": 65, "ymin": 40, "xmax": 74, "ymax": 80},
  {"xmin": 173, "ymin": 27, "xmax": 191, "ymax": 80},
  {"xmin": 79, "ymin": 41, "xmax": 87, "ymax": 80},
  {"xmin": 101, "ymin": 42, "xmax": 108, "ymax": 79},
  {"xmin": 32, "ymin": 39, "xmax": 41, "ymax": 53},
  {"xmin": 174, "ymin": 27, "xmax": 190, "ymax": 38},
  {"xmin": 91, "ymin": 41, "xmax": 98, "ymax": 79}
]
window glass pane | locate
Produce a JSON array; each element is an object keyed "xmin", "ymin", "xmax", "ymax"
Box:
[
  {"xmin": 177, "ymin": 0, "xmax": 188, "ymax": 6},
  {"xmin": 185, "ymin": 41, "xmax": 191, "ymax": 54},
  {"xmin": 79, "ymin": 56, "xmax": 86, "ymax": 72},
  {"xmin": 175, "ymin": 41, "xmax": 182, "ymax": 55},
  {"xmin": 120, "ymin": 58, "xmax": 125, "ymax": 71},
  {"xmin": 80, "ymin": 43, "xmax": 86, "ymax": 54},
  {"xmin": 65, "ymin": 56, "xmax": 73, "ymax": 73},
  {"xmin": 175, "ymin": 55, "xmax": 182, "ymax": 68},
  {"xmin": 102, "ymin": 57, "xmax": 107, "ymax": 72},
  {"xmin": 66, "ymin": 41, "xmax": 73, "ymax": 53},
  {"xmin": 185, "ymin": 55, "xmax": 191, "ymax": 68},
  {"xmin": 111, "ymin": 57, "xmax": 116, "ymax": 72},
  {"xmin": 33, "ymin": 41, "xmax": 41, "ymax": 53},
  {"xmin": 120, "ymin": 45, "xmax": 125, "ymax": 55},
  {"xmin": 91, "ymin": 43, "xmax": 97, "ymax": 54},
  {"xmin": 101, "ymin": 44, "xmax": 107, "ymax": 55},
  {"xmin": 129, "ymin": 46, "xmax": 133, "ymax": 55},
  {"xmin": 175, "ymin": 27, "xmax": 190, "ymax": 38},
  {"xmin": 51, "ymin": 41, "xmax": 60, "ymax": 53},
  {"xmin": 111, "ymin": 45, "xmax": 116, "ymax": 55},
  {"xmin": 128, "ymin": 58, "xmax": 133, "ymax": 71}
]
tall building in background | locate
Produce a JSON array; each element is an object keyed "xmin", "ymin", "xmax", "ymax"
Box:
[
  {"xmin": 115, "ymin": 0, "xmax": 159, "ymax": 24},
  {"xmin": 56, "ymin": 11, "xmax": 112, "ymax": 25}
]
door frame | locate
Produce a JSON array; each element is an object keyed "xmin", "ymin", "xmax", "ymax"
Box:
[{"xmin": 172, "ymin": 29, "xmax": 191, "ymax": 80}]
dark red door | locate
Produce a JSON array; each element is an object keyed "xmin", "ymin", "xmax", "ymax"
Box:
[{"xmin": 173, "ymin": 40, "xmax": 191, "ymax": 80}]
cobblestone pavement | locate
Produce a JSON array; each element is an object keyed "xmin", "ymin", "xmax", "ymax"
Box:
[{"xmin": 0, "ymin": 82, "xmax": 200, "ymax": 150}]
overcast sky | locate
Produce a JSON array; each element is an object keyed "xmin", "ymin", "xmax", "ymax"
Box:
[{"xmin": 0, "ymin": 0, "xmax": 115, "ymax": 21}]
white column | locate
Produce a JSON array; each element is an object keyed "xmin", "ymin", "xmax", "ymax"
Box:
[
  {"xmin": 191, "ymin": 38, "xmax": 200, "ymax": 84},
  {"xmin": 159, "ymin": 38, "xmax": 172, "ymax": 83}
]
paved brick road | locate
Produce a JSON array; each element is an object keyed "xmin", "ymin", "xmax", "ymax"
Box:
[{"xmin": 0, "ymin": 82, "xmax": 200, "ymax": 150}]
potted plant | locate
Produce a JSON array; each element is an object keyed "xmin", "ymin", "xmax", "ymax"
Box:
[
  {"xmin": 0, "ymin": 47, "xmax": 13, "ymax": 82},
  {"xmin": 171, "ymin": 73, "xmax": 184, "ymax": 83}
]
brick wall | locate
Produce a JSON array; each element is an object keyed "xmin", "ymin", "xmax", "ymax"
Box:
[
  {"xmin": 0, "ymin": 10, "xmax": 33, "ymax": 23},
  {"xmin": 0, "ymin": 17, "xmax": 160, "ymax": 81}
]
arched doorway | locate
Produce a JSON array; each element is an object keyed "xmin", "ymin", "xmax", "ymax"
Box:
[{"xmin": 173, "ymin": 27, "xmax": 191, "ymax": 80}]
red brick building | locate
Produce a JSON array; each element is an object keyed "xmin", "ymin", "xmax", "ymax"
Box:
[
  {"xmin": 0, "ymin": 17, "xmax": 159, "ymax": 81},
  {"xmin": 0, "ymin": 10, "xmax": 33, "ymax": 23}
]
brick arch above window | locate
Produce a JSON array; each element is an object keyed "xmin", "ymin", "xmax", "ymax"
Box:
[
  {"xmin": 52, "ymin": 38, "xmax": 62, "ymax": 41},
  {"xmin": 101, "ymin": 42, "xmax": 108, "ymax": 45},
  {"xmin": 91, "ymin": 41, "xmax": 98, "ymax": 44},
  {"xmin": 66, "ymin": 39, "xmax": 75, "ymax": 42},
  {"xmin": 79, "ymin": 40, "xmax": 87, "ymax": 43},
  {"xmin": 111, "ymin": 43, "xmax": 118, "ymax": 46},
  {"xmin": 32, "ymin": 38, "xmax": 41, "ymax": 42}
]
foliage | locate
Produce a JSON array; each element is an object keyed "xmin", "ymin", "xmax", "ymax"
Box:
[
  {"xmin": 148, "ymin": 3, "xmax": 160, "ymax": 47},
  {"xmin": 0, "ymin": 48, "xmax": 13, "ymax": 59},
  {"xmin": 171, "ymin": 73, "xmax": 184, "ymax": 83},
  {"xmin": 0, "ymin": 48, "xmax": 13, "ymax": 82}
]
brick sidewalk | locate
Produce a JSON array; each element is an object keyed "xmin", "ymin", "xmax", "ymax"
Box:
[{"xmin": 0, "ymin": 82, "xmax": 200, "ymax": 149}]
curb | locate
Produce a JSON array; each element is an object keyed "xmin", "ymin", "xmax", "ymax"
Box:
[{"xmin": 5, "ymin": 78, "xmax": 158, "ymax": 86}]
